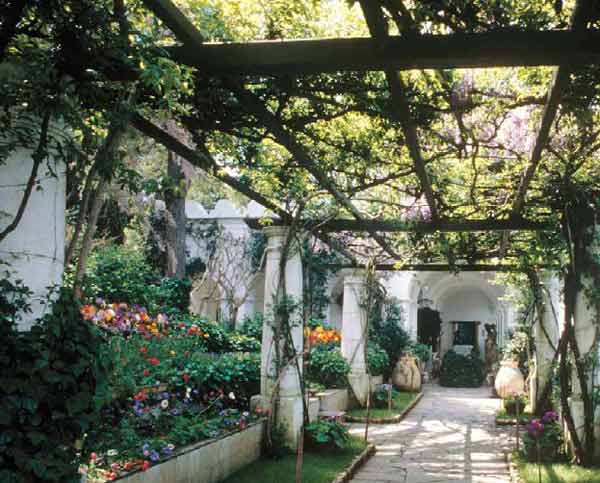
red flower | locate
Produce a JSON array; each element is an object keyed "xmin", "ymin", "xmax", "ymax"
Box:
[
  {"xmin": 143, "ymin": 369, "xmax": 150, "ymax": 377},
  {"xmin": 134, "ymin": 391, "xmax": 146, "ymax": 401},
  {"xmin": 142, "ymin": 460, "xmax": 151, "ymax": 471},
  {"xmin": 110, "ymin": 462, "xmax": 120, "ymax": 470},
  {"xmin": 178, "ymin": 323, "xmax": 185, "ymax": 329},
  {"xmin": 140, "ymin": 346, "xmax": 148, "ymax": 355},
  {"xmin": 124, "ymin": 461, "xmax": 134, "ymax": 471},
  {"xmin": 147, "ymin": 357, "xmax": 160, "ymax": 365},
  {"xmin": 90, "ymin": 452, "xmax": 97, "ymax": 461},
  {"xmin": 182, "ymin": 373, "xmax": 190, "ymax": 382},
  {"xmin": 107, "ymin": 472, "xmax": 118, "ymax": 480}
]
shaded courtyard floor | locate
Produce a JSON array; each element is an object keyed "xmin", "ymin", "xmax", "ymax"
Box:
[{"xmin": 348, "ymin": 384, "xmax": 512, "ymax": 483}]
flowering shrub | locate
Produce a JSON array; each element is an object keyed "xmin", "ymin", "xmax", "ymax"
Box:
[
  {"xmin": 523, "ymin": 411, "xmax": 563, "ymax": 462},
  {"xmin": 306, "ymin": 326, "xmax": 341, "ymax": 346},
  {"xmin": 81, "ymin": 300, "xmax": 171, "ymax": 336}
]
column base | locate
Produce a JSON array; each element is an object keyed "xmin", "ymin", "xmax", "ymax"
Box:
[
  {"xmin": 278, "ymin": 395, "xmax": 304, "ymax": 449},
  {"xmin": 348, "ymin": 372, "xmax": 370, "ymax": 407}
]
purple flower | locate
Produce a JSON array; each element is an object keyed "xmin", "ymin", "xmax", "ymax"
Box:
[
  {"xmin": 150, "ymin": 450, "xmax": 160, "ymax": 462},
  {"xmin": 527, "ymin": 419, "xmax": 544, "ymax": 439},
  {"xmin": 542, "ymin": 411, "xmax": 558, "ymax": 423},
  {"xmin": 170, "ymin": 408, "xmax": 179, "ymax": 416}
]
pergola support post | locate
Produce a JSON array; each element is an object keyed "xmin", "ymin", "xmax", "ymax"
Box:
[
  {"xmin": 258, "ymin": 226, "xmax": 304, "ymax": 447},
  {"xmin": 532, "ymin": 272, "xmax": 561, "ymax": 413},
  {"xmin": 341, "ymin": 269, "xmax": 370, "ymax": 406}
]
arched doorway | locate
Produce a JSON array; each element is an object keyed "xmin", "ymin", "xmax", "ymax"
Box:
[{"xmin": 417, "ymin": 307, "xmax": 442, "ymax": 353}]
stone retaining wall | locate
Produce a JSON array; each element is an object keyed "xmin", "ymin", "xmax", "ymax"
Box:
[{"xmin": 112, "ymin": 421, "xmax": 264, "ymax": 483}]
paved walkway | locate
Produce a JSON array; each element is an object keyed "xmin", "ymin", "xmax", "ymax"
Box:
[{"xmin": 349, "ymin": 384, "xmax": 512, "ymax": 483}]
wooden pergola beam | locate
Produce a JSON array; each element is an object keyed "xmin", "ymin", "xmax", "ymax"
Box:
[
  {"xmin": 359, "ymin": 0, "xmax": 439, "ymax": 220},
  {"xmin": 141, "ymin": 0, "xmax": 205, "ymax": 45},
  {"xmin": 244, "ymin": 217, "xmax": 551, "ymax": 233},
  {"xmin": 329, "ymin": 263, "xmax": 543, "ymax": 272},
  {"xmin": 163, "ymin": 30, "xmax": 600, "ymax": 74}
]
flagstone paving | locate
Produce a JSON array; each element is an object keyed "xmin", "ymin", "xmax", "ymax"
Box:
[{"xmin": 348, "ymin": 384, "xmax": 513, "ymax": 483}]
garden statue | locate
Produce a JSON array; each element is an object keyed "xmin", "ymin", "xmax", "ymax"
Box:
[
  {"xmin": 484, "ymin": 323, "xmax": 499, "ymax": 377},
  {"xmin": 392, "ymin": 355, "xmax": 421, "ymax": 392}
]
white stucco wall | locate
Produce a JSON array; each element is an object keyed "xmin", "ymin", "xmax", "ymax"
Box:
[{"xmin": 0, "ymin": 147, "xmax": 66, "ymax": 330}]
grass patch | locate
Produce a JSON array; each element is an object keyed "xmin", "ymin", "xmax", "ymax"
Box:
[
  {"xmin": 514, "ymin": 453, "xmax": 600, "ymax": 483},
  {"xmin": 221, "ymin": 437, "xmax": 367, "ymax": 483},
  {"xmin": 496, "ymin": 408, "xmax": 533, "ymax": 424},
  {"xmin": 347, "ymin": 391, "xmax": 416, "ymax": 419}
]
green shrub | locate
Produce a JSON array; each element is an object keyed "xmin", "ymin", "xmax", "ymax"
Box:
[
  {"xmin": 439, "ymin": 350, "xmax": 484, "ymax": 387},
  {"xmin": 409, "ymin": 342, "xmax": 432, "ymax": 364},
  {"xmin": 371, "ymin": 385, "xmax": 399, "ymax": 409},
  {"xmin": 367, "ymin": 342, "xmax": 389, "ymax": 377},
  {"xmin": 83, "ymin": 245, "xmax": 159, "ymax": 306},
  {"xmin": 305, "ymin": 419, "xmax": 349, "ymax": 450},
  {"xmin": 369, "ymin": 300, "xmax": 411, "ymax": 378},
  {"xmin": 153, "ymin": 277, "xmax": 191, "ymax": 316},
  {"xmin": 307, "ymin": 345, "xmax": 350, "ymax": 388},
  {"xmin": 239, "ymin": 313, "xmax": 263, "ymax": 340},
  {"xmin": 0, "ymin": 287, "xmax": 112, "ymax": 482}
]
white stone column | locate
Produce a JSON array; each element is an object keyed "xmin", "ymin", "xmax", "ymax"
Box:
[
  {"xmin": 0, "ymin": 146, "xmax": 65, "ymax": 330},
  {"xmin": 258, "ymin": 226, "xmax": 303, "ymax": 446},
  {"xmin": 570, "ymin": 225, "xmax": 600, "ymax": 448},
  {"xmin": 533, "ymin": 272, "xmax": 561, "ymax": 412},
  {"xmin": 341, "ymin": 269, "xmax": 370, "ymax": 405}
]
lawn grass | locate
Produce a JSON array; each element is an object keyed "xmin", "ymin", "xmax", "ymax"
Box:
[
  {"xmin": 514, "ymin": 453, "xmax": 600, "ymax": 483},
  {"xmin": 346, "ymin": 391, "xmax": 417, "ymax": 419},
  {"xmin": 222, "ymin": 437, "xmax": 367, "ymax": 483},
  {"xmin": 495, "ymin": 408, "xmax": 533, "ymax": 424}
]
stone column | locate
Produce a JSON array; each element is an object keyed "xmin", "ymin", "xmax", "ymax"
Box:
[
  {"xmin": 258, "ymin": 226, "xmax": 303, "ymax": 446},
  {"xmin": 341, "ymin": 269, "xmax": 369, "ymax": 405},
  {"xmin": 532, "ymin": 272, "xmax": 560, "ymax": 412},
  {"xmin": 0, "ymin": 145, "xmax": 65, "ymax": 330}
]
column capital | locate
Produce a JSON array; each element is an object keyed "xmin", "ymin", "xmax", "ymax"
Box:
[{"xmin": 340, "ymin": 268, "xmax": 367, "ymax": 286}]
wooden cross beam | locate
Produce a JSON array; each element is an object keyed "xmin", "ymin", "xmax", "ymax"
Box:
[
  {"xmin": 244, "ymin": 217, "xmax": 552, "ymax": 233},
  {"xmin": 163, "ymin": 30, "xmax": 600, "ymax": 74},
  {"xmin": 329, "ymin": 263, "xmax": 541, "ymax": 272}
]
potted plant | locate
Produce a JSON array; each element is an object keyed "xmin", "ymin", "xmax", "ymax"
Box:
[
  {"xmin": 503, "ymin": 391, "xmax": 527, "ymax": 415},
  {"xmin": 523, "ymin": 411, "xmax": 563, "ymax": 463}
]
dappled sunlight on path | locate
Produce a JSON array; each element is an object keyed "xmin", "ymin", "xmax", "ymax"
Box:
[{"xmin": 348, "ymin": 384, "xmax": 512, "ymax": 483}]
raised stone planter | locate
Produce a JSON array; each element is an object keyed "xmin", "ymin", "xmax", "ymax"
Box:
[
  {"xmin": 110, "ymin": 421, "xmax": 264, "ymax": 483},
  {"xmin": 369, "ymin": 375, "xmax": 383, "ymax": 391},
  {"xmin": 316, "ymin": 389, "xmax": 348, "ymax": 412}
]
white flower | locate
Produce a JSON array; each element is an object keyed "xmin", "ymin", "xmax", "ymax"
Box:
[
  {"xmin": 161, "ymin": 399, "xmax": 169, "ymax": 409},
  {"xmin": 107, "ymin": 449, "xmax": 118, "ymax": 457},
  {"xmin": 228, "ymin": 392, "xmax": 236, "ymax": 400}
]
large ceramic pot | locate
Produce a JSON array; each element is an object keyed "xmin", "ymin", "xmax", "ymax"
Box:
[
  {"xmin": 392, "ymin": 355, "xmax": 421, "ymax": 392},
  {"xmin": 494, "ymin": 359, "xmax": 525, "ymax": 399}
]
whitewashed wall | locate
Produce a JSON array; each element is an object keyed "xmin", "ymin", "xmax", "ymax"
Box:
[{"xmin": 0, "ymin": 147, "xmax": 66, "ymax": 330}]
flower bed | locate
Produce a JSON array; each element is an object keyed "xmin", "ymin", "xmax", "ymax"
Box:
[
  {"xmin": 78, "ymin": 300, "xmax": 262, "ymax": 481},
  {"xmin": 87, "ymin": 420, "xmax": 265, "ymax": 483}
]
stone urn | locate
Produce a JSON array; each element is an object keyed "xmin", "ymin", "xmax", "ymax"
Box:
[
  {"xmin": 494, "ymin": 359, "xmax": 525, "ymax": 399},
  {"xmin": 392, "ymin": 355, "xmax": 421, "ymax": 392}
]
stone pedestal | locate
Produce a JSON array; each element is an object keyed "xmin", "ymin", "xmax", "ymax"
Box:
[
  {"xmin": 341, "ymin": 270, "xmax": 369, "ymax": 405},
  {"xmin": 259, "ymin": 226, "xmax": 303, "ymax": 447}
]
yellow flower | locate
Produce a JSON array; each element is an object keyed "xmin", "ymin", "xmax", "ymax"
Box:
[{"xmin": 170, "ymin": 350, "xmax": 176, "ymax": 356}]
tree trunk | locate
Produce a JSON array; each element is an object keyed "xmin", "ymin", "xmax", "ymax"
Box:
[{"xmin": 164, "ymin": 150, "xmax": 188, "ymax": 279}]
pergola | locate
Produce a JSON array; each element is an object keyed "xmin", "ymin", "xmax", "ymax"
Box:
[{"xmin": 116, "ymin": 0, "xmax": 598, "ymax": 456}]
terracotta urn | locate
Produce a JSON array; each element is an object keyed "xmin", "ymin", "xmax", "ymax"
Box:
[
  {"xmin": 392, "ymin": 355, "xmax": 421, "ymax": 392},
  {"xmin": 494, "ymin": 359, "xmax": 525, "ymax": 399}
]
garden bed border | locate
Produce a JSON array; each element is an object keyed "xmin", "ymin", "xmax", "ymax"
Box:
[
  {"xmin": 345, "ymin": 391, "xmax": 423, "ymax": 424},
  {"xmin": 331, "ymin": 443, "xmax": 376, "ymax": 483},
  {"xmin": 107, "ymin": 419, "xmax": 266, "ymax": 482}
]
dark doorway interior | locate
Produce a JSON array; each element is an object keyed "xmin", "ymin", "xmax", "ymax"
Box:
[
  {"xmin": 453, "ymin": 321, "xmax": 477, "ymax": 346},
  {"xmin": 417, "ymin": 307, "xmax": 442, "ymax": 352}
]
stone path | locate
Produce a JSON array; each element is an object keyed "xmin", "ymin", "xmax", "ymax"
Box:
[{"xmin": 348, "ymin": 384, "xmax": 512, "ymax": 483}]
